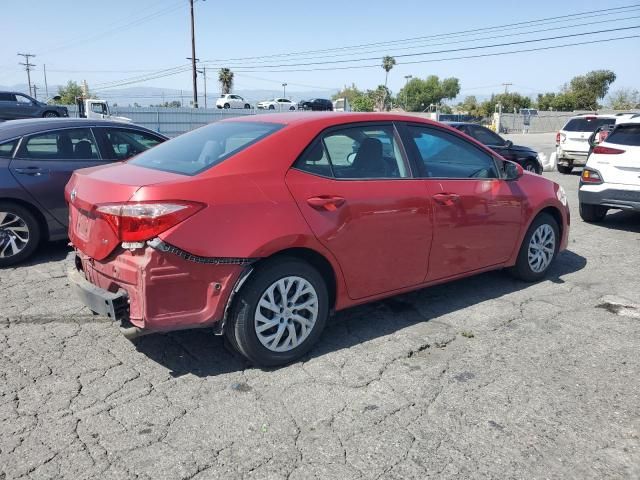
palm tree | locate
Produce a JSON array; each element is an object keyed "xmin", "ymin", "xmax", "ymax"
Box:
[
  {"xmin": 218, "ymin": 68, "xmax": 234, "ymax": 95},
  {"xmin": 381, "ymin": 56, "xmax": 396, "ymax": 110}
]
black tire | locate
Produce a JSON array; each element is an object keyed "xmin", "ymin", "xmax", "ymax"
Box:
[
  {"xmin": 523, "ymin": 159, "xmax": 539, "ymax": 174},
  {"xmin": 42, "ymin": 111, "xmax": 59, "ymax": 118},
  {"xmin": 244, "ymin": 104, "xmax": 251, "ymax": 109},
  {"xmin": 268, "ymin": 105, "xmax": 275, "ymax": 110},
  {"xmin": 579, "ymin": 203, "xmax": 608, "ymax": 223},
  {"xmin": 508, "ymin": 212, "xmax": 559, "ymax": 282},
  {"xmin": 557, "ymin": 164, "xmax": 573, "ymax": 174},
  {"xmin": 0, "ymin": 201, "xmax": 41, "ymax": 267},
  {"xmin": 223, "ymin": 103, "xmax": 230, "ymax": 109},
  {"xmin": 289, "ymin": 106, "xmax": 295, "ymax": 111},
  {"xmin": 226, "ymin": 257, "xmax": 329, "ymax": 367}
]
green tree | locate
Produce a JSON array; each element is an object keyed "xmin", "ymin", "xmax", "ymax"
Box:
[
  {"xmin": 54, "ymin": 80, "xmax": 85, "ymax": 105},
  {"xmin": 397, "ymin": 75, "xmax": 460, "ymax": 112},
  {"xmin": 218, "ymin": 68, "xmax": 234, "ymax": 95},
  {"xmin": 536, "ymin": 92, "xmax": 556, "ymax": 111},
  {"xmin": 480, "ymin": 92, "xmax": 532, "ymax": 116},
  {"xmin": 332, "ymin": 83, "xmax": 363, "ymax": 105},
  {"xmin": 456, "ymin": 95, "xmax": 482, "ymax": 116},
  {"xmin": 381, "ymin": 56, "xmax": 396, "ymax": 108},
  {"xmin": 607, "ymin": 88, "xmax": 639, "ymax": 110},
  {"xmin": 367, "ymin": 85, "xmax": 392, "ymax": 111},
  {"xmin": 351, "ymin": 94, "xmax": 375, "ymax": 112},
  {"xmin": 568, "ymin": 70, "xmax": 616, "ymax": 109}
]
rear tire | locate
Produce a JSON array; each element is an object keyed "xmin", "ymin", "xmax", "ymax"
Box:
[
  {"xmin": 557, "ymin": 164, "xmax": 573, "ymax": 174},
  {"xmin": 0, "ymin": 201, "xmax": 41, "ymax": 267},
  {"xmin": 42, "ymin": 111, "xmax": 59, "ymax": 118},
  {"xmin": 268, "ymin": 105, "xmax": 275, "ymax": 110},
  {"xmin": 509, "ymin": 212, "xmax": 559, "ymax": 282},
  {"xmin": 244, "ymin": 104, "xmax": 251, "ymax": 109},
  {"xmin": 223, "ymin": 103, "xmax": 230, "ymax": 109},
  {"xmin": 226, "ymin": 257, "xmax": 329, "ymax": 367},
  {"xmin": 579, "ymin": 203, "xmax": 607, "ymax": 223}
]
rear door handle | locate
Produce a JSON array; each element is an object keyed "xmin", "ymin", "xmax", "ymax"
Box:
[
  {"xmin": 432, "ymin": 193, "xmax": 460, "ymax": 206},
  {"xmin": 13, "ymin": 167, "xmax": 46, "ymax": 176},
  {"xmin": 307, "ymin": 196, "xmax": 346, "ymax": 211}
]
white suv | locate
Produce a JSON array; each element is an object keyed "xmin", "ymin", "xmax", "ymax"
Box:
[
  {"xmin": 216, "ymin": 94, "xmax": 251, "ymax": 109},
  {"xmin": 556, "ymin": 114, "xmax": 617, "ymax": 174},
  {"xmin": 579, "ymin": 118, "xmax": 640, "ymax": 222},
  {"xmin": 256, "ymin": 98, "xmax": 296, "ymax": 111}
]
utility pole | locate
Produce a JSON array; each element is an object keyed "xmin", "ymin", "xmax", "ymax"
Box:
[
  {"xmin": 17, "ymin": 53, "xmax": 36, "ymax": 97},
  {"xmin": 282, "ymin": 82, "xmax": 287, "ymax": 98},
  {"xmin": 32, "ymin": 84, "xmax": 38, "ymax": 99},
  {"xmin": 404, "ymin": 75, "xmax": 412, "ymax": 110},
  {"xmin": 188, "ymin": 0, "xmax": 199, "ymax": 108},
  {"xmin": 197, "ymin": 66, "xmax": 207, "ymax": 108},
  {"xmin": 43, "ymin": 64, "xmax": 49, "ymax": 99},
  {"xmin": 502, "ymin": 82, "xmax": 513, "ymax": 94},
  {"xmin": 187, "ymin": 56, "xmax": 200, "ymax": 107}
]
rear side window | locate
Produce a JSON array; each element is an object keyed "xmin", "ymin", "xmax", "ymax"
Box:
[
  {"xmin": 0, "ymin": 139, "xmax": 18, "ymax": 158},
  {"xmin": 563, "ymin": 118, "xmax": 615, "ymax": 132},
  {"xmin": 129, "ymin": 121, "xmax": 283, "ymax": 175},
  {"xmin": 0, "ymin": 93, "xmax": 16, "ymax": 102},
  {"xmin": 16, "ymin": 128, "xmax": 100, "ymax": 160},
  {"xmin": 606, "ymin": 124, "xmax": 640, "ymax": 147}
]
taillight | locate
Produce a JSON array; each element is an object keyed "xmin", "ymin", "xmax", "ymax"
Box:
[
  {"xmin": 555, "ymin": 132, "xmax": 560, "ymax": 144},
  {"xmin": 592, "ymin": 145, "xmax": 625, "ymax": 155},
  {"xmin": 581, "ymin": 168, "xmax": 603, "ymax": 184},
  {"xmin": 95, "ymin": 201, "xmax": 204, "ymax": 242}
]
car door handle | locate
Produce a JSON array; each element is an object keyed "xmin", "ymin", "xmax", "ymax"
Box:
[
  {"xmin": 13, "ymin": 167, "xmax": 46, "ymax": 176},
  {"xmin": 432, "ymin": 193, "xmax": 460, "ymax": 206},
  {"xmin": 307, "ymin": 196, "xmax": 346, "ymax": 211}
]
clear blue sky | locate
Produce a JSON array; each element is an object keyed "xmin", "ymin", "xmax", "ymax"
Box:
[{"xmin": 1, "ymin": 0, "xmax": 639, "ymax": 101}]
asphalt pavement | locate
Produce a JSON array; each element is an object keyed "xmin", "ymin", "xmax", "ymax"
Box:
[{"xmin": 1, "ymin": 142, "xmax": 639, "ymax": 479}]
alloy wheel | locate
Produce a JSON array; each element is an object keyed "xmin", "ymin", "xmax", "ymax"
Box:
[
  {"xmin": 254, "ymin": 276, "xmax": 318, "ymax": 353},
  {"xmin": 0, "ymin": 211, "xmax": 30, "ymax": 259},
  {"xmin": 527, "ymin": 224, "xmax": 555, "ymax": 273}
]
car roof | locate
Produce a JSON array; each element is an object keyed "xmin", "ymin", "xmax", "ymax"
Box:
[
  {"xmin": 0, "ymin": 118, "xmax": 166, "ymax": 140},
  {"xmin": 225, "ymin": 112, "xmax": 447, "ymax": 129}
]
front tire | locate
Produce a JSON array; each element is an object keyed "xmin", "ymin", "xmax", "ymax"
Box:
[
  {"xmin": 509, "ymin": 213, "xmax": 559, "ymax": 282},
  {"xmin": 244, "ymin": 104, "xmax": 251, "ymax": 109},
  {"xmin": 223, "ymin": 103, "xmax": 230, "ymax": 109},
  {"xmin": 42, "ymin": 111, "xmax": 59, "ymax": 118},
  {"xmin": 557, "ymin": 164, "xmax": 573, "ymax": 174},
  {"xmin": 579, "ymin": 203, "xmax": 607, "ymax": 223},
  {"xmin": 523, "ymin": 159, "xmax": 539, "ymax": 174},
  {"xmin": 227, "ymin": 257, "xmax": 329, "ymax": 367},
  {"xmin": 268, "ymin": 105, "xmax": 275, "ymax": 110},
  {"xmin": 0, "ymin": 202, "xmax": 41, "ymax": 267}
]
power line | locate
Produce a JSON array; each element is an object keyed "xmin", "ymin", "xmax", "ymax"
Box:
[{"xmin": 200, "ymin": 3, "xmax": 640, "ymax": 63}]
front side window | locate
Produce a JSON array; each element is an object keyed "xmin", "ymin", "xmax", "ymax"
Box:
[
  {"xmin": 90, "ymin": 103, "xmax": 107, "ymax": 114},
  {"xmin": 15, "ymin": 95, "xmax": 33, "ymax": 105},
  {"xmin": 100, "ymin": 128, "xmax": 164, "ymax": 160},
  {"xmin": 296, "ymin": 125, "xmax": 409, "ymax": 179},
  {"xmin": 16, "ymin": 128, "xmax": 100, "ymax": 160},
  {"xmin": 406, "ymin": 126, "xmax": 498, "ymax": 179},
  {"xmin": 129, "ymin": 121, "xmax": 283, "ymax": 175},
  {"xmin": 0, "ymin": 139, "xmax": 18, "ymax": 158}
]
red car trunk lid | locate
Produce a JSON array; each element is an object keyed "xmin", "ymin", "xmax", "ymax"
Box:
[{"xmin": 67, "ymin": 163, "xmax": 187, "ymax": 260}]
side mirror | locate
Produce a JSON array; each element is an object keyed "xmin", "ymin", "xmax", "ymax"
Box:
[
  {"xmin": 504, "ymin": 140, "xmax": 513, "ymax": 148},
  {"xmin": 504, "ymin": 161, "xmax": 523, "ymax": 180}
]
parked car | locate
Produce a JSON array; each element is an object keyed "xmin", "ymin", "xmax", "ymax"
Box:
[
  {"xmin": 216, "ymin": 94, "xmax": 251, "ymax": 109},
  {"xmin": 445, "ymin": 122, "xmax": 543, "ymax": 173},
  {"xmin": 579, "ymin": 118, "xmax": 640, "ymax": 222},
  {"xmin": 0, "ymin": 118, "xmax": 167, "ymax": 266},
  {"xmin": 0, "ymin": 91, "xmax": 68, "ymax": 120},
  {"xmin": 67, "ymin": 113, "xmax": 569, "ymax": 366},
  {"xmin": 333, "ymin": 97, "xmax": 351, "ymax": 112},
  {"xmin": 257, "ymin": 98, "xmax": 296, "ymax": 110},
  {"xmin": 556, "ymin": 114, "xmax": 617, "ymax": 174},
  {"xmin": 298, "ymin": 98, "xmax": 333, "ymax": 111}
]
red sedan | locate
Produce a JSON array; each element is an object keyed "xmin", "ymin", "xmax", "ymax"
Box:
[{"xmin": 66, "ymin": 113, "xmax": 569, "ymax": 366}]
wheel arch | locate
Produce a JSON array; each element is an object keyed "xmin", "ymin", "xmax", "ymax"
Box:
[
  {"xmin": 0, "ymin": 196, "xmax": 50, "ymax": 242},
  {"xmin": 507, "ymin": 203, "xmax": 565, "ymax": 267}
]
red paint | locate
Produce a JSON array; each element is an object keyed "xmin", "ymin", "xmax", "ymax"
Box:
[{"xmin": 67, "ymin": 112, "xmax": 570, "ymax": 334}]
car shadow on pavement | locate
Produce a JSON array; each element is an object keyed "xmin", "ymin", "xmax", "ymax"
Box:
[
  {"xmin": 594, "ymin": 211, "xmax": 640, "ymax": 233},
  {"xmin": 133, "ymin": 249, "xmax": 586, "ymax": 378},
  {"xmin": 20, "ymin": 240, "xmax": 71, "ymax": 267}
]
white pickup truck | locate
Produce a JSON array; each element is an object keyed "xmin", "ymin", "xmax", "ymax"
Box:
[{"xmin": 76, "ymin": 98, "xmax": 131, "ymax": 123}]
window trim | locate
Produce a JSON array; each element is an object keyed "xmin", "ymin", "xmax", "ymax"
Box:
[
  {"xmin": 292, "ymin": 121, "xmax": 414, "ymax": 181},
  {"xmin": 15, "ymin": 126, "xmax": 103, "ymax": 161},
  {"xmin": 397, "ymin": 122, "xmax": 502, "ymax": 181}
]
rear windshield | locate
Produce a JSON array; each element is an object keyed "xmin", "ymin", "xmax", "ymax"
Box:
[
  {"xmin": 129, "ymin": 121, "xmax": 283, "ymax": 175},
  {"xmin": 563, "ymin": 118, "xmax": 615, "ymax": 132},
  {"xmin": 606, "ymin": 124, "xmax": 640, "ymax": 147}
]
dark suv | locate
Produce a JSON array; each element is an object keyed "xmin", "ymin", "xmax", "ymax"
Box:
[
  {"xmin": 0, "ymin": 91, "xmax": 68, "ymax": 120},
  {"xmin": 0, "ymin": 118, "xmax": 166, "ymax": 266},
  {"xmin": 445, "ymin": 122, "xmax": 542, "ymax": 173},
  {"xmin": 297, "ymin": 98, "xmax": 333, "ymax": 111}
]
